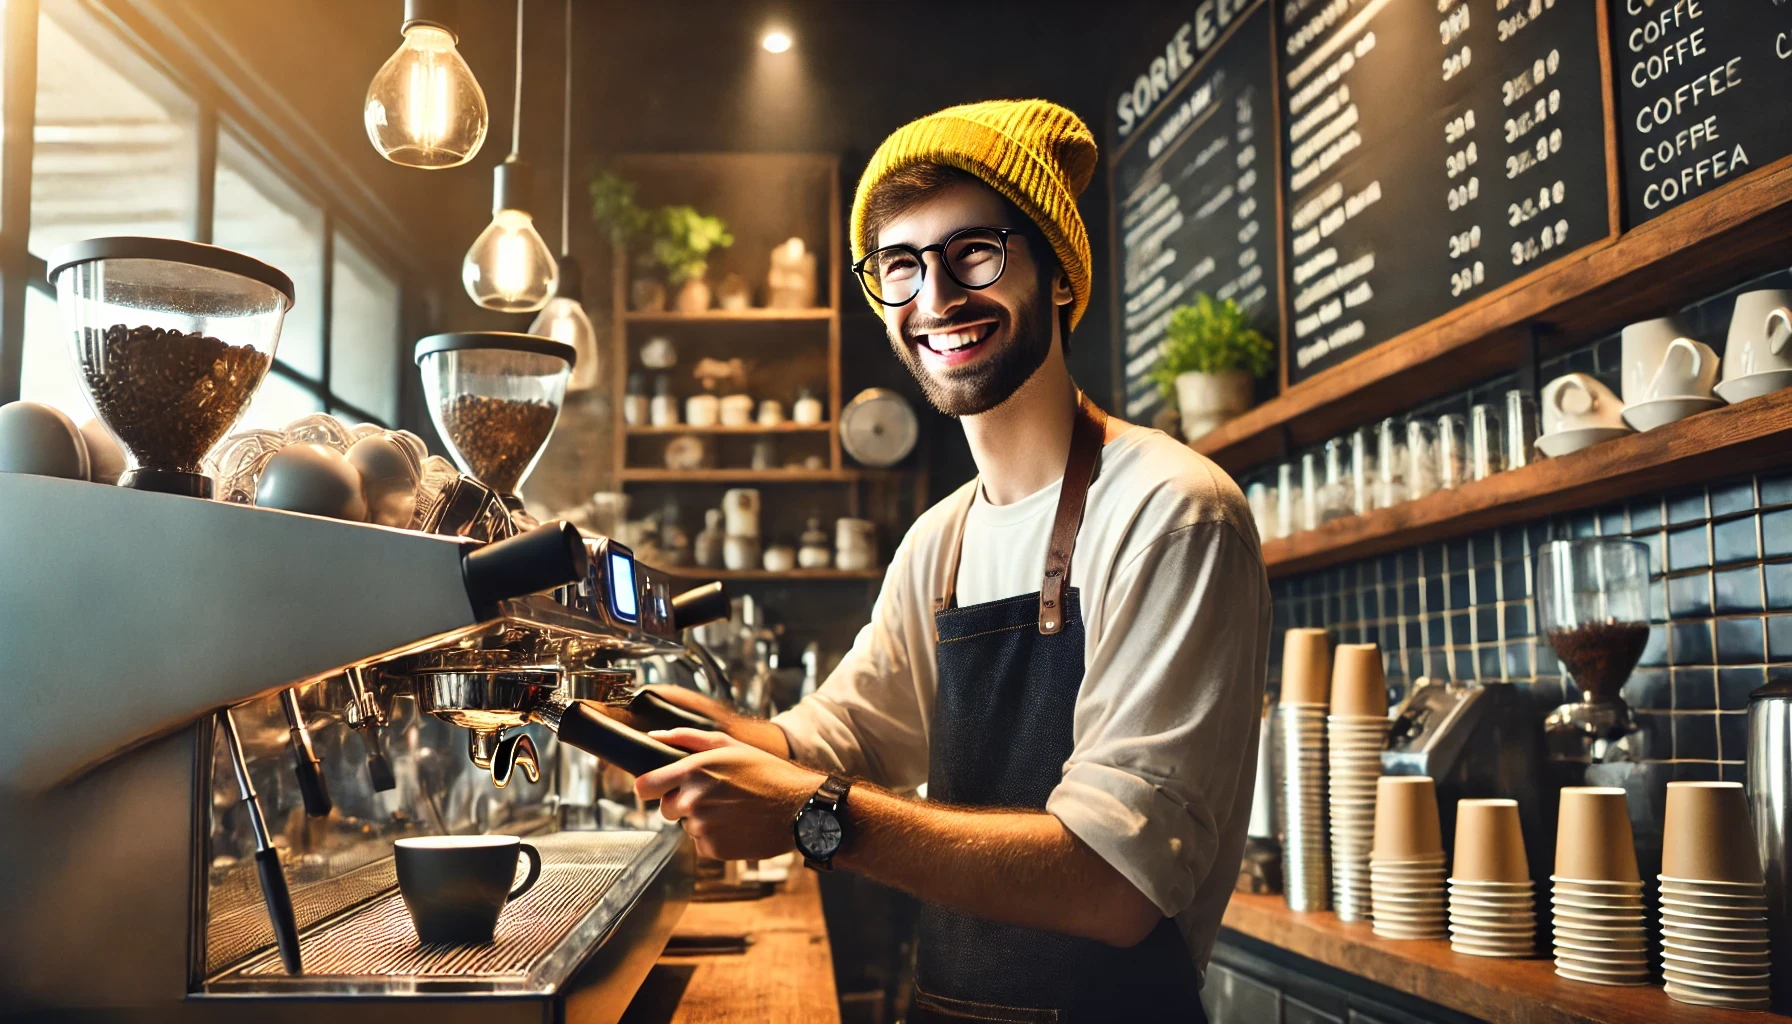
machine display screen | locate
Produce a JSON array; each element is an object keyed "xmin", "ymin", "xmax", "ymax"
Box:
[{"xmin": 608, "ymin": 550, "xmax": 638, "ymax": 622}]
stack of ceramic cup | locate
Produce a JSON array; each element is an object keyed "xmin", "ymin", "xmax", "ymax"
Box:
[
  {"xmin": 1447, "ymin": 798, "xmax": 1536, "ymax": 957},
  {"xmin": 1326, "ymin": 643, "xmax": 1388, "ymax": 922},
  {"xmin": 1369, "ymin": 776, "xmax": 1446, "ymax": 939},
  {"xmin": 1658, "ymin": 781, "xmax": 1773, "ymax": 1010},
  {"xmin": 1551, "ymin": 787, "xmax": 1649, "ymax": 986},
  {"xmin": 1276, "ymin": 628, "xmax": 1331, "ymax": 912}
]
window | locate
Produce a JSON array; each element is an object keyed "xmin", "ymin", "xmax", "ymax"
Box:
[
  {"xmin": 331, "ymin": 231, "xmax": 402, "ymax": 424},
  {"xmin": 239, "ymin": 371, "xmax": 324, "ymax": 432},
  {"xmin": 29, "ymin": 4, "xmax": 197, "ymax": 256},
  {"xmin": 8, "ymin": 2, "xmax": 409, "ymax": 430},
  {"xmin": 213, "ymin": 130, "xmax": 325, "ymax": 379}
]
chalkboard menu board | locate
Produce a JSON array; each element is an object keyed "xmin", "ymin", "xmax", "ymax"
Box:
[
  {"xmin": 1611, "ymin": 0, "xmax": 1792, "ymax": 227},
  {"xmin": 1112, "ymin": 1, "xmax": 1280, "ymax": 424},
  {"xmin": 1276, "ymin": 0, "xmax": 1612, "ymax": 384}
]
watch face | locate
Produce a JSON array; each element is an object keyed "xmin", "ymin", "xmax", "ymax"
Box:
[{"xmin": 796, "ymin": 808, "xmax": 842, "ymax": 858}]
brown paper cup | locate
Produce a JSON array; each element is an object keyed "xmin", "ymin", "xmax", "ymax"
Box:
[
  {"xmin": 1452, "ymin": 798, "xmax": 1530, "ymax": 883},
  {"xmin": 1371, "ymin": 776, "xmax": 1444, "ymax": 860},
  {"xmin": 1661, "ymin": 782, "xmax": 1765, "ymax": 884},
  {"xmin": 1554, "ymin": 787, "xmax": 1640, "ymax": 882},
  {"xmin": 1282, "ymin": 628, "xmax": 1332, "ymax": 705},
  {"xmin": 1330, "ymin": 643, "xmax": 1387, "ymax": 716}
]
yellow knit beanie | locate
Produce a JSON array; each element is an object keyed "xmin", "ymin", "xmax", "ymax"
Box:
[{"xmin": 851, "ymin": 98, "xmax": 1098, "ymax": 331}]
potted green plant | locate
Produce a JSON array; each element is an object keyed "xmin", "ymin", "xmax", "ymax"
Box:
[
  {"xmin": 1149, "ymin": 293, "xmax": 1273, "ymax": 442},
  {"xmin": 650, "ymin": 205, "xmax": 733, "ymax": 313},
  {"xmin": 590, "ymin": 170, "xmax": 662, "ymax": 310}
]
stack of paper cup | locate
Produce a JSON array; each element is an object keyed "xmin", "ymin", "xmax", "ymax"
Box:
[
  {"xmin": 1277, "ymin": 628, "xmax": 1331, "ymax": 912},
  {"xmin": 1327, "ymin": 643, "xmax": 1387, "ymax": 922},
  {"xmin": 1370, "ymin": 776, "xmax": 1446, "ymax": 939},
  {"xmin": 1448, "ymin": 799, "xmax": 1536, "ymax": 957},
  {"xmin": 1551, "ymin": 787, "xmax": 1649, "ymax": 986},
  {"xmin": 1658, "ymin": 781, "xmax": 1772, "ymax": 1010}
]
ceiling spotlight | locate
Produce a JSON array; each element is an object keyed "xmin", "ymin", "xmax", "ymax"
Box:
[{"xmin": 762, "ymin": 30, "xmax": 792, "ymax": 54}]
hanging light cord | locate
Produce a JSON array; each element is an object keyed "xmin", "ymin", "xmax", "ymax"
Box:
[
  {"xmin": 559, "ymin": 0, "xmax": 572, "ymax": 257},
  {"xmin": 510, "ymin": 0, "xmax": 525, "ymax": 158}
]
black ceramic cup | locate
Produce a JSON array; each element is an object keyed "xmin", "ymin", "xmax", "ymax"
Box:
[{"xmin": 394, "ymin": 835, "xmax": 543, "ymax": 944}]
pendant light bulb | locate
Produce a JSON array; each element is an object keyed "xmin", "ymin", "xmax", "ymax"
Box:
[
  {"xmin": 464, "ymin": 158, "xmax": 558, "ymax": 312},
  {"xmin": 529, "ymin": 256, "xmax": 599, "ymax": 390},
  {"xmin": 364, "ymin": 1, "xmax": 488, "ymax": 168}
]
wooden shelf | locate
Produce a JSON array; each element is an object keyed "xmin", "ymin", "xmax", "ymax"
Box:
[
  {"xmin": 669, "ymin": 567, "xmax": 884, "ymax": 582},
  {"xmin": 1222, "ymin": 892, "xmax": 1778, "ymax": 1024},
  {"xmin": 624, "ymin": 307, "xmax": 832, "ymax": 323},
  {"xmin": 626, "ymin": 423, "xmax": 831, "ymax": 435},
  {"xmin": 621, "ymin": 468, "xmax": 867, "ymax": 484},
  {"xmin": 1194, "ymin": 153, "xmax": 1792, "ymax": 474},
  {"xmin": 1264, "ymin": 387, "xmax": 1792, "ymax": 579}
]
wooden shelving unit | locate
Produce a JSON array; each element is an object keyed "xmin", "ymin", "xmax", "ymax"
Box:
[
  {"xmin": 1194, "ymin": 153, "xmax": 1792, "ymax": 475},
  {"xmin": 608, "ymin": 153, "xmax": 924, "ymax": 586},
  {"xmin": 1263, "ymin": 386, "xmax": 1792, "ymax": 579},
  {"xmin": 626, "ymin": 423, "xmax": 831, "ymax": 436},
  {"xmin": 624, "ymin": 308, "xmax": 833, "ymax": 323},
  {"xmin": 668, "ymin": 567, "xmax": 884, "ymax": 583},
  {"xmin": 620, "ymin": 468, "xmax": 868, "ymax": 484}
]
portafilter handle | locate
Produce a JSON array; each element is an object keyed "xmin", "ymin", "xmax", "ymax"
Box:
[{"xmin": 540, "ymin": 695, "xmax": 686, "ymax": 776}]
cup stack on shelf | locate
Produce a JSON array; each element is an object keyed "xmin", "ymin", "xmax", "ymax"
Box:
[
  {"xmin": 1550, "ymin": 787, "xmax": 1650, "ymax": 986},
  {"xmin": 1658, "ymin": 781, "xmax": 1773, "ymax": 1010},
  {"xmin": 1369, "ymin": 776, "xmax": 1447, "ymax": 939},
  {"xmin": 1276, "ymin": 628, "xmax": 1332, "ymax": 912},
  {"xmin": 1326, "ymin": 643, "xmax": 1388, "ymax": 922},
  {"xmin": 1447, "ymin": 798, "xmax": 1536, "ymax": 958}
]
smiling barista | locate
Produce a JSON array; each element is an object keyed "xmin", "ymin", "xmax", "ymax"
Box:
[{"xmin": 633, "ymin": 99, "xmax": 1270, "ymax": 1022}]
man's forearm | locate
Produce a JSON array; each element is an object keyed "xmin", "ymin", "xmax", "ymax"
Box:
[{"xmin": 837, "ymin": 785, "xmax": 1163, "ymax": 948}]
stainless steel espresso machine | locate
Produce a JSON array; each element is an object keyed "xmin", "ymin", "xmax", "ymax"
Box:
[{"xmin": 0, "ymin": 239, "xmax": 724, "ymax": 1021}]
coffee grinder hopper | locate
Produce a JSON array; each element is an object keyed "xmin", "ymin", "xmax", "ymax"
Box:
[
  {"xmin": 46, "ymin": 237, "xmax": 293, "ymax": 499},
  {"xmin": 415, "ymin": 331, "xmax": 574, "ymax": 515}
]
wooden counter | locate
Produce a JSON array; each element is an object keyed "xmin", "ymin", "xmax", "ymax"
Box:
[
  {"xmin": 620, "ymin": 869, "xmax": 840, "ymax": 1024},
  {"xmin": 1222, "ymin": 891, "xmax": 1782, "ymax": 1024}
]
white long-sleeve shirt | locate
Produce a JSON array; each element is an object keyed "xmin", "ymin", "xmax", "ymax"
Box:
[{"xmin": 772, "ymin": 425, "xmax": 1270, "ymax": 978}]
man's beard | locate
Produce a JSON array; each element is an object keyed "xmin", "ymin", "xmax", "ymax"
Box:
[{"xmin": 889, "ymin": 288, "xmax": 1053, "ymax": 418}]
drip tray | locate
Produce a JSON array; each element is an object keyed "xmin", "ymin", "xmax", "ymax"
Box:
[{"xmin": 203, "ymin": 829, "xmax": 685, "ymax": 998}]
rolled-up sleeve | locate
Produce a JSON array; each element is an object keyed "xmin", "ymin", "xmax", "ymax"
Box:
[
  {"xmin": 1047, "ymin": 520, "xmax": 1268, "ymax": 918},
  {"xmin": 773, "ymin": 538, "xmax": 932, "ymax": 791}
]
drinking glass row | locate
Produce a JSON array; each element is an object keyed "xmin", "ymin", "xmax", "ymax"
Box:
[{"xmin": 1246, "ymin": 390, "xmax": 1541, "ymax": 540}]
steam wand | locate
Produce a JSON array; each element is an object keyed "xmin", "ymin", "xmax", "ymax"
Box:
[{"xmin": 220, "ymin": 708, "xmax": 303, "ymax": 975}]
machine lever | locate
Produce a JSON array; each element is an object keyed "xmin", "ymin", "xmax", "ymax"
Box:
[
  {"xmin": 462, "ymin": 520, "xmax": 590, "ymax": 612},
  {"xmin": 672, "ymin": 581, "xmax": 730, "ymax": 630}
]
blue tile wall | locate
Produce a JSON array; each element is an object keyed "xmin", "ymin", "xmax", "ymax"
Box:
[
  {"xmin": 1266, "ymin": 470, "xmax": 1792, "ymax": 775},
  {"xmin": 1257, "ymin": 267, "xmax": 1792, "ymax": 780}
]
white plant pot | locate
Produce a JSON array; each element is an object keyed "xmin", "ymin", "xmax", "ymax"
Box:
[{"xmin": 1175, "ymin": 370, "xmax": 1254, "ymax": 442}]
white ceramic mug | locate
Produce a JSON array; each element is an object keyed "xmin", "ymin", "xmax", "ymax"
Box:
[
  {"xmin": 1541, "ymin": 373, "xmax": 1625, "ymax": 434},
  {"xmin": 1724, "ymin": 289, "xmax": 1792, "ymax": 380},
  {"xmin": 1622, "ymin": 317, "xmax": 1717, "ymax": 402}
]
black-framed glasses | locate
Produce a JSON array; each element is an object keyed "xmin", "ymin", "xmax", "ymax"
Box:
[{"xmin": 853, "ymin": 226, "xmax": 1015, "ymax": 307}]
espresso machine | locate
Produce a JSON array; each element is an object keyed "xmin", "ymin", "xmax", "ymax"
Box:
[{"xmin": 0, "ymin": 241, "xmax": 724, "ymax": 1021}]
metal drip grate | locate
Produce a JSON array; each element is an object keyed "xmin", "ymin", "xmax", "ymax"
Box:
[{"xmin": 230, "ymin": 830, "xmax": 656, "ymax": 979}]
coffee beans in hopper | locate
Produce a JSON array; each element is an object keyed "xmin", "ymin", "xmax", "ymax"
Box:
[
  {"xmin": 439, "ymin": 395, "xmax": 556, "ymax": 493},
  {"xmin": 81, "ymin": 324, "xmax": 270, "ymax": 473}
]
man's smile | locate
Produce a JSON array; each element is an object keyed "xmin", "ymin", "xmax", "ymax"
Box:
[{"xmin": 912, "ymin": 318, "xmax": 1000, "ymax": 370}]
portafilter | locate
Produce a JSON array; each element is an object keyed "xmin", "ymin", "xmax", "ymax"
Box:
[{"xmin": 414, "ymin": 570, "xmax": 734, "ymax": 778}]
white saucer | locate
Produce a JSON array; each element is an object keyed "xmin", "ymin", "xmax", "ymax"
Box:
[
  {"xmin": 1715, "ymin": 368, "xmax": 1792, "ymax": 404},
  {"xmin": 1535, "ymin": 426, "xmax": 1632, "ymax": 458},
  {"xmin": 1620, "ymin": 396, "xmax": 1724, "ymax": 431}
]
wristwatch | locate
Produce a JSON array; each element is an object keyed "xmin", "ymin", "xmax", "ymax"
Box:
[{"xmin": 793, "ymin": 774, "xmax": 852, "ymax": 871}]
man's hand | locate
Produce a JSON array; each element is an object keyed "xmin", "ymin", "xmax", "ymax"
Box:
[{"xmin": 634, "ymin": 729, "xmax": 824, "ymax": 861}]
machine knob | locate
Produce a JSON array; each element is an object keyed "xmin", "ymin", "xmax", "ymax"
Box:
[{"xmin": 462, "ymin": 520, "xmax": 591, "ymax": 614}]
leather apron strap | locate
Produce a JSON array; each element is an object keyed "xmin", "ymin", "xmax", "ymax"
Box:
[{"xmin": 934, "ymin": 392, "xmax": 1109, "ymax": 635}]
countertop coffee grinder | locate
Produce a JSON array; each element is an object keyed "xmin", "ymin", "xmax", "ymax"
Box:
[{"xmin": 1536, "ymin": 538, "xmax": 1654, "ymax": 766}]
